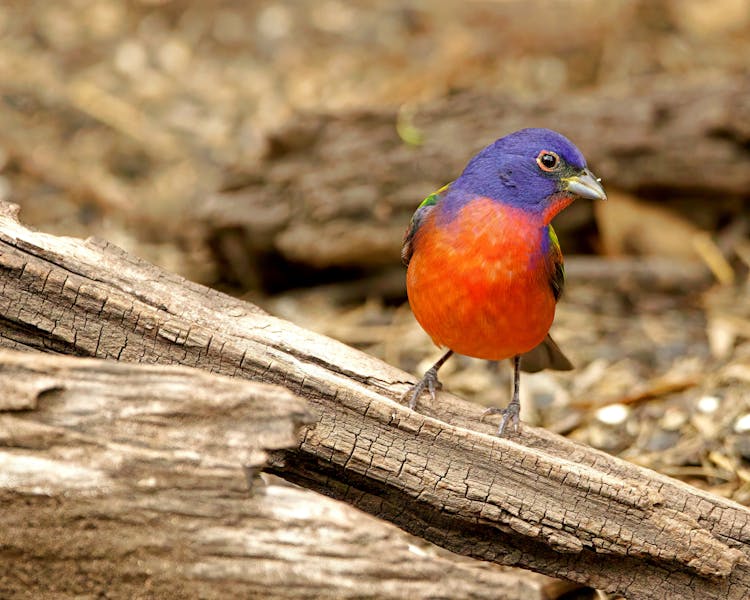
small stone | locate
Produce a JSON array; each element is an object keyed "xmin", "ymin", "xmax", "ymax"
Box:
[
  {"xmin": 697, "ymin": 395, "xmax": 720, "ymax": 414},
  {"xmin": 595, "ymin": 403, "xmax": 629, "ymax": 426},
  {"xmin": 660, "ymin": 407, "xmax": 687, "ymax": 431},
  {"xmin": 734, "ymin": 413, "xmax": 750, "ymax": 434}
]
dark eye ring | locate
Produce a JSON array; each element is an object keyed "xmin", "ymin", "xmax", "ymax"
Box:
[{"xmin": 536, "ymin": 150, "xmax": 560, "ymax": 172}]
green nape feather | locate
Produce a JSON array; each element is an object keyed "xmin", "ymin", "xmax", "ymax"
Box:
[
  {"xmin": 401, "ymin": 183, "xmax": 452, "ymax": 267},
  {"xmin": 418, "ymin": 183, "xmax": 451, "ymax": 209}
]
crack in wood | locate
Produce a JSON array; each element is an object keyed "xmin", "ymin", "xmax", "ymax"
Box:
[{"xmin": 0, "ymin": 203, "xmax": 749, "ymax": 599}]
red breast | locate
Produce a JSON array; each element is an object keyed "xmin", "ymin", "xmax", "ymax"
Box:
[{"xmin": 406, "ymin": 197, "xmax": 556, "ymax": 360}]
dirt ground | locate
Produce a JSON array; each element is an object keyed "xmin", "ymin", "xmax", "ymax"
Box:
[{"xmin": 1, "ymin": 1, "xmax": 750, "ymax": 597}]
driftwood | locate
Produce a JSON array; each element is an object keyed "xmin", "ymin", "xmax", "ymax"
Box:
[
  {"xmin": 0, "ymin": 350, "xmax": 570, "ymax": 599},
  {"xmin": 1, "ymin": 201, "xmax": 750, "ymax": 599},
  {"xmin": 197, "ymin": 75, "xmax": 750, "ymax": 285}
]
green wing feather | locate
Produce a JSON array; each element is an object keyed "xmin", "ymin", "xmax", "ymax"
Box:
[
  {"xmin": 401, "ymin": 183, "xmax": 451, "ymax": 267},
  {"xmin": 548, "ymin": 225, "xmax": 565, "ymax": 301}
]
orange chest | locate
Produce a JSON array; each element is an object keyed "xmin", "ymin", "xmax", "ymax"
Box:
[
  {"xmin": 418, "ymin": 199, "xmax": 551, "ymax": 288},
  {"xmin": 406, "ymin": 198, "xmax": 557, "ymax": 360}
]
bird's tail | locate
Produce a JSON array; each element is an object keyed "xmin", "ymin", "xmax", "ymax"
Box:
[{"xmin": 520, "ymin": 334, "xmax": 574, "ymax": 373}]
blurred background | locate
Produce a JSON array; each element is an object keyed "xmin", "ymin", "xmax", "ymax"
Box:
[{"xmin": 1, "ymin": 0, "xmax": 750, "ymax": 504}]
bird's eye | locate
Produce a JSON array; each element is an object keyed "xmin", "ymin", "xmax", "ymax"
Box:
[{"xmin": 536, "ymin": 150, "xmax": 560, "ymax": 172}]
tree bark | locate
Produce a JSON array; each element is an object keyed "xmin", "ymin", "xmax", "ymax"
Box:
[
  {"xmin": 0, "ymin": 349, "xmax": 567, "ymax": 600},
  {"xmin": 1, "ymin": 201, "xmax": 749, "ymax": 599}
]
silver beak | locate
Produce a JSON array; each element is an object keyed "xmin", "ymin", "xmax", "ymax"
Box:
[{"xmin": 562, "ymin": 168, "xmax": 607, "ymax": 201}]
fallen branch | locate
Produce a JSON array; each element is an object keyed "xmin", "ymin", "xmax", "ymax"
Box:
[
  {"xmin": 0, "ymin": 350, "xmax": 567, "ymax": 599},
  {"xmin": 0, "ymin": 202, "xmax": 749, "ymax": 599}
]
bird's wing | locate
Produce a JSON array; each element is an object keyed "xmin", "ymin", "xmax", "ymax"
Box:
[
  {"xmin": 520, "ymin": 227, "xmax": 572, "ymax": 372},
  {"xmin": 401, "ymin": 182, "xmax": 451, "ymax": 267},
  {"xmin": 547, "ymin": 225, "xmax": 565, "ymax": 301}
]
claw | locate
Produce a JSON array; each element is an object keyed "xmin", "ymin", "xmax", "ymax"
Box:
[
  {"xmin": 402, "ymin": 350, "xmax": 453, "ymax": 411},
  {"xmin": 480, "ymin": 354, "xmax": 523, "ymax": 437},
  {"xmin": 482, "ymin": 401, "xmax": 521, "ymax": 437},
  {"xmin": 403, "ymin": 365, "xmax": 442, "ymax": 410},
  {"xmin": 480, "ymin": 405, "xmax": 503, "ymax": 422},
  {"xmin": 426, "ymin": 368, "xmax": 443, "ymax": 400}
]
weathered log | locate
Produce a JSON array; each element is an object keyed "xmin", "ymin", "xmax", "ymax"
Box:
[
  {"xmin": 1, "ymin": 201, "xmax": 749, "ymax": 599},
  {"xmin": 196, "ymin": 75, "xmax": 750, "ymax": 286},
  {"xmin": 0, "ymin": 350, "xmax": 570, "ymax": 600}
]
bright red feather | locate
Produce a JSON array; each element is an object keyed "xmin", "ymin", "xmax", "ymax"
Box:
[{"xmin": 406, "ymin": 197, "xmax": 557, "ymax": 360}]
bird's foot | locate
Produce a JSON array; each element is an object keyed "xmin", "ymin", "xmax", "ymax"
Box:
[
  {"xmin": 481, "ymin": 401, "xmax": 521, "ymax": 437},
  {"xmin": 403, "ymin": 366, "xmax": 443, "ymax": 410}
]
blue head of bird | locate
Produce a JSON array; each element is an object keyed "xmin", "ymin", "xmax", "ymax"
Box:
[{"xmin": 450, "ymin": 127, "xmax": 606, "ymax": 219}]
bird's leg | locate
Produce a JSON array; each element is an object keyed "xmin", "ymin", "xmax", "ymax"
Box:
[
  {"xmin": 482, "ymin": 354, "xmax": 522, "ymax": 436},
  {"xmin": 404, "ymin": 350, "xmax": 454, "ymax": 410}
]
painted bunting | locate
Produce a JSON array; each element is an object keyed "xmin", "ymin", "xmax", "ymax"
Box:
[{"xmin": 402, "ymin": 128, "xmax": 606, "ymax": 436}]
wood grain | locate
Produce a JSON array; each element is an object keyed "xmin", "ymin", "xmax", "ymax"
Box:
[
  {"xmin": 0, "ymin": 350, "xmax": 567, "ymax": 599},
  {"xmin": 1, "ymin": 201, "xmax": 749, "ymax": 599}
]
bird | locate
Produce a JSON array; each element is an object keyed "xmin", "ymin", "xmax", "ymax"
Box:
[{"xmin": 401, "ymin": 128, "xmax": 606, "ymax": 436}]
